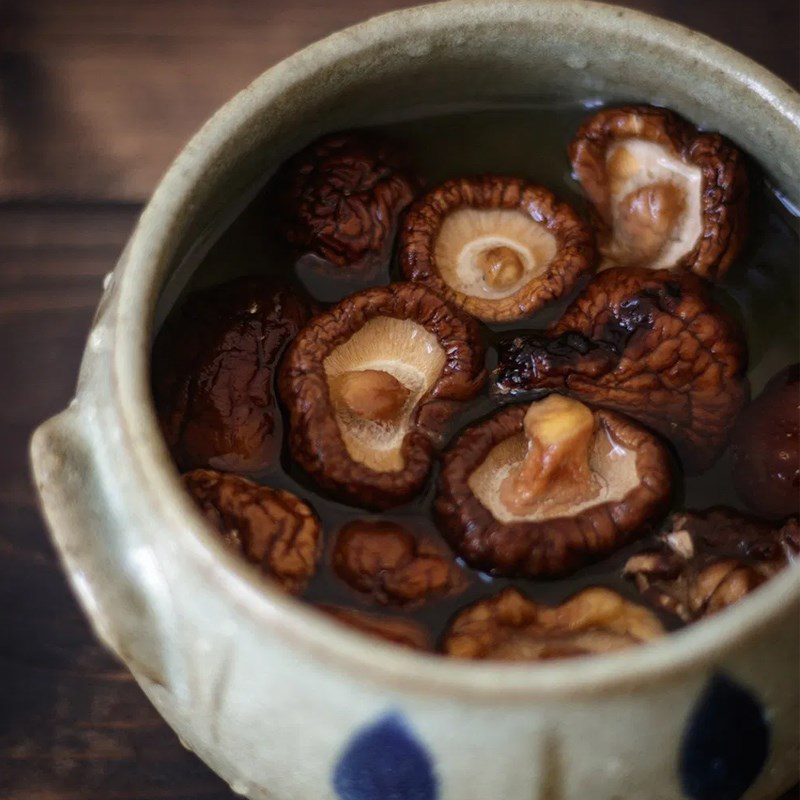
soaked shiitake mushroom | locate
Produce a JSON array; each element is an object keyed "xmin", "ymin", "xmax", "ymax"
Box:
[
  {"xmin": 278, "ymin": 131, "xmax": 417, "ymax": 272},
  {"xmin": 279, "ymin": 283, "xmax": 486, "ymax": 509},
  {"xmin": 442, "ymin": 587, "xmax": 664, "ymax": 660},
  {"xmin": 731, "ymin": 364, "xmax": 800, "ymax": 518},
  {"xmin": 319, "ymin": 605, "xmax": 431, "ymax": 650},
  {"xmin": 624, "ymin": 509, "xmax": 799, "ymax": 622},
  {"xmin": 152, "ymin": 277, "xmax": 313, "ymax": 473},
  {"xmin": 183, "ymin": 469, "xmax": 322, "ymax": 594},
  {"xmin": 333, "ymin": 519, "xmax": 467, "ymax": 607},
  {"xmin": 399, "ymin": 176, "xmax": 595, "ymax": 322},
  {"xmin": 492, "ymin": 267, "xmax": 748, "ymax": 471},
  {"xmin": 435, "ymin": 396, "xmax": 672, "ymax": 577},
  {"xmin": 570, "ymin": 105, "xmax": 748, "ymax": 278}
]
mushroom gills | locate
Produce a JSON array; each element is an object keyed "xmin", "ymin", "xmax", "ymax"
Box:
[
  {"xmin": 605, "ymin": 139, "xmax": 702, "ymax": 269},
  {"xmin": 435, "ymin": 208, "xmax": 557, "ymax": 299},
  {"xmin": 324, "ymin": 316, "xmax": 446, "ymax": 471},
  {"xmin": 468, "ymin": 404, "xmax": 639, "ymax": 523}
]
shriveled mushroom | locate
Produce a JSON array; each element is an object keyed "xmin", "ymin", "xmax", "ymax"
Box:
[
  {"xmin": 333, "ymin": 519, "xmax": 467, "ymax": 607},
  {"xmin": 435, "ymin": 397, "xmax": 672, "ymax": 577},
  {"xmin": 442, "ymin": 587, "xmax": 664, "ymax": 660},
  {"xmin": 319, "ymin": 605, "xmax": 431, "ymax": 651},
  {"xmin": 152, "ymin": 277, "xmax": 313, "ymax": 473},
  {"xmin": 279, "ymin": 283, "xmax": 486, "ymax": 509},
  {"xmin": 183, "ymin": 469, "xmax": 322, "ymax": 594},
  {"xmin": 492, "ymin": 267, "xmax": 749, "ymax": 471},
  {"xmin": 731, "ymin": 364, "xmax": 800, "ymax": 518},
  {"xmin": 624, "ymin": 509, "xmax": 799, "ymax": 622},
  {"xmin": 570, "ymin": 105, "xmax": 748, "ymax": 279},
  {"xmin": 278, "ymin": 131, "xmax": 417, "ymax": 272},
  {"xmin": 399, "ymin": 176, "xmax": 595, "ymax": 322}
]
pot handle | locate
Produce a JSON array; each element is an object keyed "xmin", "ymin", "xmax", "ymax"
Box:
[{"xmin": 31, "ymin": 406, "xmax": 181, "ymax": 695}]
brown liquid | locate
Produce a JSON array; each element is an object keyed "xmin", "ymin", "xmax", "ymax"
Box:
[{"xmin": 163, "ymin": 101, "xmax": 800, "ymax": 647}]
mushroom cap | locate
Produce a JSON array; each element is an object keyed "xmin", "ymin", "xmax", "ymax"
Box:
[
  {"xmin": 442, "ymin": 587, "xmax": 664, "ymax": 660},
  {"xmin": 152, "ymin": 277, "xmax": 313, "ymax": 473},
  {"xmin": 435, "ymin": 401, "xmax": 672, "ymax": 577},
  {"xmin": 183, "ymin": 469, "xmax": 322, "ymax": 594},
  {"xmin": 731, "ymin": 363, "xmax": 800, "ymax": 518},
  {"xmin": 569, "ymin": 105, "xmax": 748, "ymax": 280},
  {"xmin": 279, "ymin": 283, "xmax": 486, "ymax": 509},
  {"xmin": 278, "ymin": 131, "xmax": 417, "ymax": 271},
  {"xmin": 493, "ymin": 267, "xmax": 749, "ymax": 472},
  {"xmin": 399, "ymin": 176, "xmax": 596, "ymax": 322},
  {"xmin": 319, "ymin": 605, "xmax": 431, "ymax": 650}
]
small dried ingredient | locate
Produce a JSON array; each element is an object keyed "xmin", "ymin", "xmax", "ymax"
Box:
[
  {"xmin": 333, "ymin": 520, "xmax": 466, "ymax": 607},
  {"xmin": 442, "ymin": 587, "xmax": 664, "ymax": 660},
  {"xmin": 624, "ymin": 509, "xmax": 799, "ymax": 622},
  {"xmin": 320, "ymin": 605, "xmax": 430, "ymax": 650},
  {"xmin": 183, "ymin": 469, "xmax": 321, "ymax": 594}
]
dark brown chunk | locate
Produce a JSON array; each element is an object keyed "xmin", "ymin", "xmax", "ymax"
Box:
[
  {"xmin": 442, "ymin": 587, "xmax": 664, "ymax": 660},
  {"xmin": 493, "ymin": 267, "xmax": 749, "ymax": 471},
  {"xmin": 624, "ymin": 508, "xmax": 799, "ymax": 622},
  {"xmin": 152, "ymin": 277, "xmax": 313, "ymax": 473},
  {"xmin": 183, "ymin": 469, "xmax": 322, "ymax": 594},
  {"xmin": 732, "ymin": 364, "xmax": 800, "ymax": 518},
  {"xmin": 319, "ymin": 605, "xmax": 431, "ymax": 651},
  {"xmin": 332, "ymin": 520, "xmax": 467, "ymax": 607}
]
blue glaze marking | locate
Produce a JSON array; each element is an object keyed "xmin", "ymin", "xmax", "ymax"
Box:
[
  {"xmin": 679, "ymin": 673, "xmax": 770, "ymax": 800},
  {"xmin": 333, "ymin": 712, "xmax": 438, "ymax": 800}
]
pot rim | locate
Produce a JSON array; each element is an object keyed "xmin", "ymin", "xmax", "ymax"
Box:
[{"xmin": 111, "ymin": 0, "xmax": 800, "ymax": 699}]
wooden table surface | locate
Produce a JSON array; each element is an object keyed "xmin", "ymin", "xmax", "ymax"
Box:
[{"xmin": 1, "ymin": 1, "xmax": 797, "ymax": 798}]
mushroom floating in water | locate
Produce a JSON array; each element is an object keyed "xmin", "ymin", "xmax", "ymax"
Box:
[
  {"xmin": 399, "ymin": 176, "xmax": 595, "ymax": 322},
  {"xmin": 319, "ymin": 605, "xmax": 431, "ymax": 651},
  {"xmin": 279, "ymin": 283, "xmax": 486, "ymax": 509},
  {"xmin": 435, "ymin": 395, "xmax": 672, "ymax": 577},
  {"xmin": 492, "ymin": 267, "xmax": 749, "ymax": 472},
  {"xmin": 570, "ymin": 105, "xmax": 748, "ymax": 278}
]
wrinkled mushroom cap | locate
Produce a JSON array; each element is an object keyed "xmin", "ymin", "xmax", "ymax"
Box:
[
  {"xmin": 279, "ymin": 283, "xmax": 486, "ymax": 509},
  {"xmin": 400, "ymin": 176, "xmax": 595, "ymax": 322},
  {"xmin": 442, "ymin": 587, "xmax": 664, "ymax": 660},
  {"xmin": 570, "ymin": 105, "xmax": 748, "ymax": 280},
  {"xmin": 436, "ymin": 399, "xmax": 672, "ymax": 576}
]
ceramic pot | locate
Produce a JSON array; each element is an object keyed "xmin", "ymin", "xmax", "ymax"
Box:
[{"xmin": 30, "ymin": 2, "xmax": 800, "ymax": 799}]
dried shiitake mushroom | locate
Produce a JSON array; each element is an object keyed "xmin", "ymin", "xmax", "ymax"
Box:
[
  {"xmin": 333, "ymin": 519, "xmax": 467, "ymax": 607},
  {"xmin": 278, "ymin": 131, "xmax": 417, "ymax": 271},
  {"xmin": 435, "ymin": 396, "xmax": 671, "ymax": 577},
  {"xmin": 319, "ymin": 605, "xmax": 431, "ymax": 650},
  {"xmin": 279, "ymin": 283, "xmax": 486, "ymax": 509},
  {"xmin": 442, "ymin": 587, "xmax": 664, "ymax": 660},
  {"xmin": 152, "ymin": 277, "xmax": 313, "ymax": 473},
  {"xmin": 570, "ymin": 105, "xmax": 748, "ymax": 278},
  {"xmin": 399, "ymin": 176, "xmax": 595, "ymax": 322},
  {"xmin": 624, "ymin": 509, "xmax": 799, "ymax": 622},
  {"xmin": 731, "ymin": 364, "xmax": 800, "ymax": 518},
  {"xmin": 492, "ymin": 267, "xmax": 748, "ymax": 471},
  {"xmin": 183, "ymin": 469, "xmax": 321, "ymax": 594}
]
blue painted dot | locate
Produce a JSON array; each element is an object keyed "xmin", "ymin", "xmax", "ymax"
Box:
[
  {"xmin": 333, "ymin": 711, "xmax": 438, "ymax": 800},
  {"xmin": 679, "ymin": 673, "xmax": 770, "ymax": 800}
]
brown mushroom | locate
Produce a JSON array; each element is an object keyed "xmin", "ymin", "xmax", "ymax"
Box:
[
  {"xmin": 279, "ymin": 283, "xmax": 486, "ymax": 509},
  {"xmin": 731, "ymin": 364, "xmax": 800, "ymax": 518},
  {"xmin": 319, "ymin": 605, "xmax": 431, "ymax": 650},
  {"xmin": 152, "ymin": 277, "xmax": 313, "ymax": 473},
  {"xmin": 570, "ymin": 105, "xmax": 748, "ymax": 279},
  {"xmin": 492, "ymin": 267, "xmax": 749, "ymax": 471},
  {"xmin": 435, "ymin": 396, "xmax": 672, "ymax": 577},
  {"xmin": 624, "ymin": 508, "xmax": 799, "ymax": 622},
  {"xmin": 442, "ymin": 587, "xmax": 664, "ymax": 660},
  {"xmin": 183, "ymin": 469, "xmax": 321, "ymax": 594},
  {"xmin": 278, "ymin": 131, "xmax": 417, "ymax": 272},
  {"xmin": 399, "ymin": 176, "xmax": 596, "ymax": 322},
  {"xmin": 332, "ymin": 519, "xmax": 467, "ymax": 607}
]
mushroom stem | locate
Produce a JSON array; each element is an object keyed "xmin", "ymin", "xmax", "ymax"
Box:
[
  {"xmin": 477, "ymin": 245, "xmax": 525, "ymax": 289},
  {"xmin": 615, "ymin": 182, "xmax": 685, "ymax": 265},
  {"xmin": 332, "ymin": 368, "xmax": 410, "ymax": 422},
  {"xmin": 500, "ymin": 395, "xmax": 599, "ymax": 514}
]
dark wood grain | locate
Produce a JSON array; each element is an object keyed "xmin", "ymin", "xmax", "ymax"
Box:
[{"xmin": 1, "ymin": 1, "xmax": 797, "ymax": 798}]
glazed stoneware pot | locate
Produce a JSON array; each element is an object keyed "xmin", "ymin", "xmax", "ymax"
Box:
[{"xmin": 30, "ymin": 2, "xmax": 800, "ymax": 799}]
